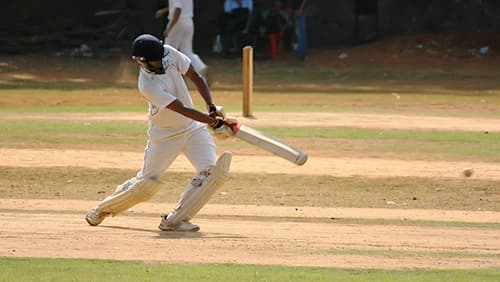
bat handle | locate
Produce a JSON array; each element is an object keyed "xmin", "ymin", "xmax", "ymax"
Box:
[{"xmin": 229, "ymin": 124, "xmax": 240, "ymax": 134}]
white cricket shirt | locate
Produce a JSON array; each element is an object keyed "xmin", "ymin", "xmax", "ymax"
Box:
[
  {"xmin": 137, "ymin": 44, "xmax": 203, "ymax": 139},
  {"xmin": 168, "ymin": 0, "xmax": 193, "ymax": 20}
]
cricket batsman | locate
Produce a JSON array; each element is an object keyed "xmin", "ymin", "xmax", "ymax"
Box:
[{"xmin": 85, "ymin": 34, "xmax": 235, "ymax": 232}]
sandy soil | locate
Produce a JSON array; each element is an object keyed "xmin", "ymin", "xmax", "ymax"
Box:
[
  {"xmin": 2, "ymin": 148, "xmax": 500, "ymax": 180},
  {"xmin": 1, "ymin": 199, "xmax": 499, "ymax": 269},
  {"xmin": 1, "ymin": 112, "xmax": 499, "ymax": 269}
]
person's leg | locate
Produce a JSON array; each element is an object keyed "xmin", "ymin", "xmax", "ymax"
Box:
[
  {"xmin": 85, "ymin": 177, "xmax": 167, "ymax": 226},
  {"xmin": 136, "ymin": 137, "xmax": 184, "ymax": 180},
  {"xmin": 183, "ymin": 127, "xmax": 217, "ymax": 172},
  {"xmin": 295, "ymin": 13, "xmax": 307, "ymax": 60},
  {"xmin": 217, "ymin": 12, "xmax": 229, "ymax": 36},
  {"xmin": 159, "ymin": 151, "xmax": 231, "ymax": 231},
  {"xmin": 159, "ymin": 128, "xmax": 229, "ymax": 231},
  {"xmin": 223, "ymin": 9, "xmax": 249, "ymax": 56},
  {"xmin": 223, "ymin": 17, "xmax": 237, "ymax": 55},
  {"xmin": 178, "ymin": 18, "xmax": 207, "ymax": 74},
  {"xmin": 86, "ymin": 137, "xmax": 184, "ymax": 226},
  {"xmin": 164, "ymin": 20, "xmax": 184, "ymax": 49}
]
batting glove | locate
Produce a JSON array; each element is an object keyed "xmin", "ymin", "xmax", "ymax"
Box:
[{"xmin": 207, "ymin": 104, "xmax": 226, "ymax": 119}]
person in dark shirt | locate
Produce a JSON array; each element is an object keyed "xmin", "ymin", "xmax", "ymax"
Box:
[{"xmin": 289, "ymin": 0, "xmax": 308, "ymax": 60}]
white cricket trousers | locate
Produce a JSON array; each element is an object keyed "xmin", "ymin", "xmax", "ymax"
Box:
[
  {"xmin": 165, "ymin": 17, "xmax": 207, "ymax": 73},
  {"xmin": 136, "ymin": 127, "xmax": 216, "ymax": 180}
]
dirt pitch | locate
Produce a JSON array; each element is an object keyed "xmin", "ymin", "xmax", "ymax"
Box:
[
  {"xmin": 1, "ymin": 32, "xmax": 500, "ymax": 270},
  {"xmin": 1, "ymin": 199, "xmax": 500, "ymax": 270},
  {"xmin": 1, "ymin": 112, "xmax": 499, "ymax": 270}
]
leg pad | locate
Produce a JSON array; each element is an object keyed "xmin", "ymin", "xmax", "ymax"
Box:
[
  {"xmin": 98, "ymin": 178, "xmax": 166, "ymax": 216},
  {"xmin": 166, "ymin": 151, "xmax": 232, "ymax": 225}
]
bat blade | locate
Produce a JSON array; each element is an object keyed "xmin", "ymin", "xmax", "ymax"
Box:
[{"xmin": 233, "ymin": 125, "xmax": 307, "ymax": 166}]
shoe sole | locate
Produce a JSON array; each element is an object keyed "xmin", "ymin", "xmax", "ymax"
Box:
[{"xmin": 158, "ymin": 225, "xmax": 200, "ymax": 232}]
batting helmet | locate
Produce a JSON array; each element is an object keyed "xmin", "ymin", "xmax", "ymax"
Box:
[{"xmin": 131, "ymin": 34, "xmax": 166, "ymax": 74}]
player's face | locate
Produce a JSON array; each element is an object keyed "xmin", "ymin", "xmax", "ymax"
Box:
[
  {"xmin": 148, "ymin": 60, "xmax": 166, "ymax": 74},
  {"xmin": 133, "ymin": 58, "xmax": 165, "ymax": 74},
  {"xmin": 148, "ymin": 60, "xmax": 162, "ymax": 69}
]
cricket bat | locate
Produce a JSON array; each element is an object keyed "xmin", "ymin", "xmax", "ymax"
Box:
[{"xmin": 229, "ymin": 124, "xmax": 308, "ymax": 166}]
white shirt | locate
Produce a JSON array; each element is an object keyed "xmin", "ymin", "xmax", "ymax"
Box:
[
  {"xmin": 138, "ymin": 44, "xmax": 203, "ymax": 139},
  {"xmin": 168, "ymin": 0, "xmax": 193, "ymax": 20}
]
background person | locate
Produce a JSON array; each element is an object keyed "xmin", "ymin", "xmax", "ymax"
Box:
[
  {"xmin": 154, "ymin": 0, "xmax": 169, "ymax": 36},
  {"xmin": 218, "ymin": 0, "xmax": 254, "ymax": 57},
  {"xmin": 163, "ymin": 0, "xmax": 208, "ymax": 78},
  {"xmin": 290, "ymin": 0, "xmax": 308, "ymax": 60}
]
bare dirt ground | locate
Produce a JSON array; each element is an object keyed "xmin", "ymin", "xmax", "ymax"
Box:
[
  {"xmin": 1, "ymin": 112, "xmax": 500, "ymax": 269},
  {"xmin": 1, "ymin": 33, "xmax": 499, "ymax": 269},
  {"xmin": 1, "ymin": 199, "xmax": 499, "ymax": 269},
  {"xmin": 2, "ymin": 148, "xmax": 500, "ymax": 180}
]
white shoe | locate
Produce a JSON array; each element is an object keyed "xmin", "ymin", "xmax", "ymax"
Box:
[
  {"xmin": 158, "ymin": 216, "xmax": 200, "ymax": 232},
  {"xmin": 85, "ymin": 208, "xmax": 108, "ymax": 226}
]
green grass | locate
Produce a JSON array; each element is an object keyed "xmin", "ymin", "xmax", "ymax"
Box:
[
  {"xmin": 260, "ymin": 128, "xmax": 500, "ymax": 161},
  {"xmin": 2, "ymin": 102, "xmax": 500, "ymax": 116},
  {"xmin": 258, "ymin": 127, "xmax": 495, "ymax": 141},
  {"xmin": 0, "ymin": 120, "xmax": 146, "ymax": 134},
  {"xmin": 0, "ymin": 257, "xmax": 499, "ymax": 282},
  {"xmin": 0, "ymin": 120, "xmax": 146, "ymax": 146},
  {"xmin": 322, "ymin": 249, "xmax": 500, "ymax": 259},
  {"xmin": 0, "ymin": 105, "xmax": 147, "ymax": 113},
  {"xmin": 1, "ymin": 119, "xmax": 498, "ymax": 161},
  {"xmin": 1, "ymin": 119, "xmax": 497, "ymax": 141},
  {"xmin": 2, "ymin": 90, "xmax": 500, "ymax": 115},
  {"xmin": 2, "ymin": 81, "xmax": 500, "ymax": 117}
]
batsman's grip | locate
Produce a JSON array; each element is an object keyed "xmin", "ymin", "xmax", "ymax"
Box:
[{"xmin": 211, "ymin": 117, "xmax": 238, "ymax": 139}]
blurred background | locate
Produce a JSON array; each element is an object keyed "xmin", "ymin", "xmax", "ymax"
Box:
[{"xmin": 1, "ymin": 0, "xmax": 499, "ymax": 54}]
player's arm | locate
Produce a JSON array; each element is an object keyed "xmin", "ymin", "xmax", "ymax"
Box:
[
  {"xmin": 166, "ymin": 99, "xmax": 224, "ymax": 129},
  {"xmin": 155, "ymin": 7, "xmax": 168, "ymax": 19},
  {"xmin": 164, "ymin": 7, "xmax": 181, "ymax": 37},
  {"xmin": 184, "ymin": 65, "xmax": 220, "ymax": 117}
]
